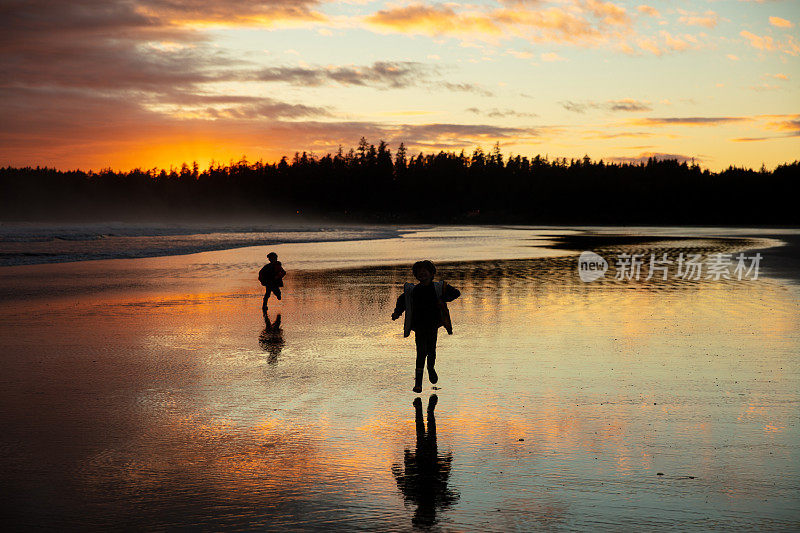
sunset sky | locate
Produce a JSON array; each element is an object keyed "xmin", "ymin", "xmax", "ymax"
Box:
[{"xmin": 1, "ymin": 0, "xmax": 798, "ymax": 171}]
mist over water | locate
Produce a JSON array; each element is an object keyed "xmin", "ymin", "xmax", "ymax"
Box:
[{"xmin": 0, "ymin": 227, "xmax": 798, "ymax": 530}]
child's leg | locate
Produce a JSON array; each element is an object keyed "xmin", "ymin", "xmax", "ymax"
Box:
[
  {"xmin": 413, "ymin": 331, "xmax": 429, "ymax": 393},
  {"xmin": 273, "ymin": 286, "xmax": 282, "ymax": 300},
  {"xmin": 426, "ymin": 329, "xmax": 438, "ymax": 368},
  {"xmin": 427, "ymin": 329, "xmax": 438, "ymax": 384},
  {"xmin": 262, "ymin": 290, "xmax": 270, "ymax": 310},
  {"xmin": 414, "ymin": 332, "xmax": 429, "ymax": 369}
]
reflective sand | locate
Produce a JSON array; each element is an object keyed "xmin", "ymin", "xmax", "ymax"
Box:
[{"xmin": 1, "ymin": 227, "xmax": 798, "ymax": 530}]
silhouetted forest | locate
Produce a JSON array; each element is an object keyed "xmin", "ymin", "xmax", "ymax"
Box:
[{"xmin": 2, "ymin": 139, "xmax": 798, "ymax": 224}]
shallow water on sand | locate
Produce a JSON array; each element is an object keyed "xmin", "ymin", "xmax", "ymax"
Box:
[{"xmin": 1, "ymin": 227, "xmax": 798, "ymax": 530}]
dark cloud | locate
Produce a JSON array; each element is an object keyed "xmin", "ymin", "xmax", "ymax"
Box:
[
  {"xmin": 466, "ymin": 108, "xmax": 538, "ymax": 118},
  {"xmin": 561, "ymin": 101, "xmax": 592, "ymax": 113},
  {"xmin": 590, "ymin": 131, "xmax": 653, "ymax": 139},
  {"xmin": 0, "ymin": 1, "xmax": 155, "ymax": 45},
  {"xmin": 396, "ymin": 123, "xmax": 536, "ymax": 142},
  {"xmin": 637, "ymin": 117, "xmax": 748, "ymax": 125},
  {"xmin": 0, "ymin": 1, "xmax": 232, "ymax": 94},
  {"xmin": 606, "ymin": 152, "xmax": 701, "ymax": 164},
  {"xmin": 561, "ymin": 99, "xmax": 651, "ymax": 113},
  {"xmin": 205, "ymin": 100, "xmax": 330, "ymax": 119},
  {"xmin": 439, "ymin": 82, "xmax": 494, "ymax": 97},
  {"xmin": 0, "ymin": 87, "xmax": 153, "ymax": 144},
  {"xmin": 253, "ymin": 62, "xmax": 436, "ymax": 89},
  {"xmin": 607, "ymin": 99, "xmax": 651, "ymax": 112},
  {"xmin": 731, "ymin": 136, "xmax": 772, "ymax": 142}
]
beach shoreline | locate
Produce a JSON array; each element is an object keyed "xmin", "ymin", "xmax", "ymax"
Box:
[{"xmin": 1, "ymin": 226, "xmax": 796, "ymax": 307}]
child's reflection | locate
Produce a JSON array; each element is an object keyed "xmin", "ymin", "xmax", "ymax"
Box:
[
  {"xmin": 392, "ymin": 394, "xmax": 459, "ymax": 528},
  {"xmin": 259, "ymin": 312, "xmax": 284, "ymax": 364}
]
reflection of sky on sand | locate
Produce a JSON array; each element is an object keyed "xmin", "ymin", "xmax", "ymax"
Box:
[{"xmin": 0, "ymin": 228, "xmax": 798, "ymax": 529}]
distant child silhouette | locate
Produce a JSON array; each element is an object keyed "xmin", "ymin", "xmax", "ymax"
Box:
[
  {"xmin": 258, "ymin": 252, "xmax": 286, "ymax": 311},
  {"xmin": 392, "ymin": 260, "xmax": 460, "ymax": 393}
]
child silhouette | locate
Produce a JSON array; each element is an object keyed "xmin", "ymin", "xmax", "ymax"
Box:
[
  {"xmin": 258, "ymin": 252, "xmax": 286, "ymax": 311},
  {"xmin": 392, "ymin": 260, "xmax": 460, "ymax": 393}
]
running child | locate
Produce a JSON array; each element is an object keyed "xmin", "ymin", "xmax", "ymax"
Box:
[{"xmin": 391, "ymin": 260, "xmax": 460, "ymax": 393}]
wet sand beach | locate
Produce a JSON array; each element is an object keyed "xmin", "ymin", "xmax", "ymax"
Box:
[{"xmin": 1, "ymin": 226, "xmax": 798, "ymax": 530}]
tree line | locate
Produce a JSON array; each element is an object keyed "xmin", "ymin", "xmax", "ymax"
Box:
[{"xmin": 1, "ymin": 138, "xmax": 797, "ymax": 224}]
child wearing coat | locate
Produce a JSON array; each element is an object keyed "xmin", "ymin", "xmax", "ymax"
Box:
[
  {"xmin": 258, "ymin": 252, "xmax": 286, "ymax": 311},
  {"xmin": 392, "ymin": 260, "xmax": 460, "ymax": 393}
]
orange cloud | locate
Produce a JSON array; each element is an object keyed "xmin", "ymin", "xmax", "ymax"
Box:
[
  {"xmin": 496, "ymin": 7, "xmax": 603, "ymax": 42},
  {"xmin": 768, "ymin": 16, "xmax": 793, "ymax": 28},
  {"xmin": 631, "ymin": 29, "xmax": 705, "ymax": 56},
  {"xmin": 637, "ymin": 5, "xmax": 661, "ymax": 18},
  {"xmin": 678, "ymin": 9, "xmax": 718, "ymax": 28},
  {"xmin": 505, "ymin": 48, "xmax": 534, "ymax": 59},
  {"xmin": 785, "ymin": 36, "xmax": 800, "ymax": 55},
  {"xmin": 660, "ymin": 31, "xmax": 691, "ymax": 51},
  {"xmin": 364, "ymin": 1, "xmax": 631, "ymax": 47},
  {"xmin": 136, "ymin": 0, "xmax": 327, "ymax": 27},
  {"xmin": 765, "ymin": 114, "xmax": 800, "ymax": 135},
  {"xmin": 365, "ymin": 4, "xmax": 502, "ymax": 38},
  {"xmin": 740, "ymin": 30, "xmax": 800, "ymax": 55},
  {"xmin": 541, "ymin": 51, "xmax": 566, "ymax": 62},
  {"xmin": 583, "ymin": 0, "xmax": 629, "ymax": 26},
  {"xmin": 636, "ymin": 37, "xmax": 662, "ymax": 55},
  {"xmin": 741, "ymin": 30, "xmax": 776, "ymax": 51}
]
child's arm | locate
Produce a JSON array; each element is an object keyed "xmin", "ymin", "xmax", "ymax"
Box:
[
  {"xmin": 442, "ymin": 283, "xmax": 461, "ymax": 302},
  {"xmin": 391, "ymin": 293, "xmax": 405, "ymax": 320}
]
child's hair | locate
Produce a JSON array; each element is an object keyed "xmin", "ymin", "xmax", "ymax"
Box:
[
  {"xmin": 412, "ymin": 260, "xmax": 436, "ymax": 276},
  {"xmin": 267, "ymin": 252, "xmax": 278, "ymax": 261}
]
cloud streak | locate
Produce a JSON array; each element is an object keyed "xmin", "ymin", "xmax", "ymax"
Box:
[
  {"xmin": 363, "ymin": 1, "xmax": 633, "ymax": 47},
  {"xmin": 252, "ymin": 62, "xmax": 437, "ymax": 89},
  {"xmin": 136, "ymin": 0, "xmax": 327, "ymax": 26},
  {"xmin": 633, "ymin": 117, "xmax": 750, "ymax": 126},
  {"xmin": 605, "ymin": 152, "xmax": 700, "ymax": 164},
  {"xmin": 765, "ymin": 115, "xmax": 800, "ymax": 136},
  {"xmin": 562, "ymin": 99, "xmax": 652, "ymax": 113},
  {"xmin": 466, "ymin": 108, "xmax": 539, "ymax": 118}
]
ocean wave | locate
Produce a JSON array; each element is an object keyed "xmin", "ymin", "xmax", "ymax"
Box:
[
  {"xmin": 0, "ymin": 223, "xmax": 403, "ymax": 266},
  {"xmin": 0, "ymin": 222, "xmax": 381, "ymax": 243}
]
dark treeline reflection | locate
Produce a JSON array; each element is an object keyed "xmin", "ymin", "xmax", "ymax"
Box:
[{"xmin": 2, "ymin": 139, "xmax": 797, "ymax": 223}]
